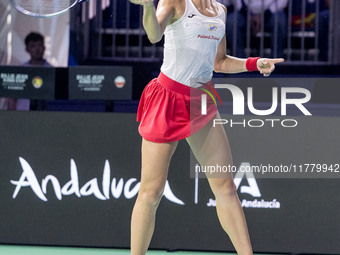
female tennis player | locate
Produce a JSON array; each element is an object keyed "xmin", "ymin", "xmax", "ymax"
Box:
[{"xmin": 130, "ymin": 0, "xmax": 284, "ymax": 254}]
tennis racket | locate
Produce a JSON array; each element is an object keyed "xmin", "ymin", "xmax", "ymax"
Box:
[{"xmin": 11, "ymin": 0, "xmax": 89, "ymax": 18}]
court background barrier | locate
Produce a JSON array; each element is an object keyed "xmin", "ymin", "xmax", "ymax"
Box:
[
  {"xmin": 0, "ymin": 111, "xmax": 339, "ymax": 254},
  {"xmin": 69, "ymin": 0, "xmax": 340, "ymax": 65}
]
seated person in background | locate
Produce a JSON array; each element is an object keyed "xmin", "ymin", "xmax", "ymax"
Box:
[
  {"xmin": 23, "ymin": 32, "xmax": 52, "ymax": 67},
  {"xmin": 6, "ymin": 32, "xmax": 52, "ymax": 111},
  {"xmin": 292, "ymin": 0, "xmax": 330, "ymax": 61},
  {"xmin": 217, "ymin": 0, "xmax": 246, "ymax": 57},
  {"xmin": 243, "ymin": 0, "xmax": 288, "ymax": 58}
]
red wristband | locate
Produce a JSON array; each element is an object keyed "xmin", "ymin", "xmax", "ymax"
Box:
[{"xmin": 246, "ymin": 57, "xmax": 261, "ymax": 72}]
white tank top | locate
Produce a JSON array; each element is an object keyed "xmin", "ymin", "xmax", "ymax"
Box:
[{"xmin": 160, "ymin": 0, "xmax": 226, "ymax": 87}]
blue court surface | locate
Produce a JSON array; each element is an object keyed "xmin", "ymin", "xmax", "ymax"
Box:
[{"xmin": 0, "ymin": 246, "xmax": 285, "ymax": 255}]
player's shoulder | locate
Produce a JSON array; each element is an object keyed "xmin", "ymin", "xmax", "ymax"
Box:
[{"xmin": 216, "ymin": 1, "xmax": 227, "ymax": 14}]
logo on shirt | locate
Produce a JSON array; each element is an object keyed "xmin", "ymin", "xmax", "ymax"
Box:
[
  {"xmin": 197, "ymin": 34, "xmax": 220, "ymax": 41},
  {"xmin": 208, "ymin": 24, "xmax": 217, "ymax": 31},
  {"xmin": 188, "ymin": 13, "xmax": 196, "ymax": 18}
]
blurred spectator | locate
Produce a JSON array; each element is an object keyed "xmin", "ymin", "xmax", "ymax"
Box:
[
  {"xmin": 292, "ymin": 0, "xmax": 330, "ymax": 61},
  {"xmin": 243, "ymin": 0, "xmax": 288, "ymax": 58},
  {"xmin": 2, "ymin": 32, "xmax": 52, "ymax": 111},
  {"xmin": 218, "ymin": 0, "xmax": 246, "ymax": 57},
  {"xmin": 218, "ymin": 0, "xmax": 288, "ymax": 58},
  {"xmin": 23, "ymin": 32, "xmax": 52, "ymax": 67}
]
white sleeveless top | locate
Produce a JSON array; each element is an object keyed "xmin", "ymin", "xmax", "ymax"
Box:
[{"xmin": 160, "ymin": 0, "xmax": 226, "ymax": 87}]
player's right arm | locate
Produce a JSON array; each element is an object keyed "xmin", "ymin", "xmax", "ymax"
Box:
[{"xmin": 130, "ymin": 0, "xmax": 180, "ymax": 43}]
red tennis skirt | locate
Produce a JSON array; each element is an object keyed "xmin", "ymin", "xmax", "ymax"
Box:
[{"xmin": 137, "ymin": 72, "xmax": 218, "ymax": 143}]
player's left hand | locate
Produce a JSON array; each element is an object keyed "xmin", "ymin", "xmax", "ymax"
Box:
[{"xmin": 257, "ymin": 58, "xmax": 284, "ymax": 77}]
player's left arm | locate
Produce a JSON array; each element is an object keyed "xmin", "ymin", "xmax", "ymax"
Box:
[{"xmin": 213, "ymin": 4, "xmax": 284, "ymax": 76}]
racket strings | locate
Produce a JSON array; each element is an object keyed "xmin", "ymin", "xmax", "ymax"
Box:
[{"xmin": 13, "ymin": 0, "xmax": 76, "ymax": 15}]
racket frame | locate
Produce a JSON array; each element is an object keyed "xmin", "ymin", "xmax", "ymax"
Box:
[{"xmin": 11, "ymin": 0, "xmax": 89, "ymax": 18}]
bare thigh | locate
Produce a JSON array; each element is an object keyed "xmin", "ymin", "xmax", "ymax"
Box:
[
  {"xmin": 186, "ymin": 112, "xmax": 235, "ymax": 191},
  {"xmin": 138, "ymin": 138, "xmax": 178, "ymax": 202},
  {"xmin": 187, "ymin": 112, "xmax": 233, "ymax": 174}
]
